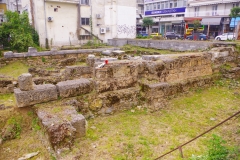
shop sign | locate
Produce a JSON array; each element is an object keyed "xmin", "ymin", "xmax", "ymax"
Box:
[{"xmin": 145, "ymin": 7, "xmax": 186, "ymax": 16}]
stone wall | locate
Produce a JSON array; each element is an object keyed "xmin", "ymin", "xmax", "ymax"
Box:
[
  {"xmin": 4, "ymin": 47, "xmax": 119, "ymax": 59},
  {"xmin": 108, "ymin": 39, "xmax": 236, "ymax": 51}
]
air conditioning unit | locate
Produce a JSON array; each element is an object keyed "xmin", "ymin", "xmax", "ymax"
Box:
[
  {"xmin": 96, "ymin": 14, "xmax": 101, "ymax": 19},
  {"xmin": 100, "ymin": 28, "xmax": 106, "ymax": 34},
  {"xmin": 48, "ymin": 17, "xmax": 53, "ymax": 22},
  {"xmin": 106, "ymin": 27, "xmax": 110, "ymax": 32}
]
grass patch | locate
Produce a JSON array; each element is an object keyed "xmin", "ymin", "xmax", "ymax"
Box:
[
  {"xmin": 120, "ymin": 45, "xmax": 191, "ymax": 55},
  {"xmin": 0, "ymin": 61, "xmax": 29, "ymax": 79},
  {"xmin": 0, "ymin": 93, "xmax": 15, "ymax": 106}
]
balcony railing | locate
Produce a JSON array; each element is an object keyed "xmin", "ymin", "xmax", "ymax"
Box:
[
  {"xmin": 45, "ymin": 0, "xmax": 79, "ymax": 4},
  {"xmin": 0, "ymin": 9, "xmax": 4, "ymax": 15},
  {"xmin": 185, "ymin": 9, "xmax": 231, "ymax": 17}
]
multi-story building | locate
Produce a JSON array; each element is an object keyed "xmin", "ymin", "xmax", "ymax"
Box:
[
  {"xmin": 144, "ymin": 0, "xmax": 187, "ymax": 35},
  {"xmin": 0, "ymin": 0, "xmax": 7, "ymax": 23},
  {"xmin": 136, "ymin": 0, "xmax": 145, "ymax": 34},
  {"xmin": 21, "ymin": 0, "xmax": 136, "ymax": 47},
  {"xmin": 7, "ymin": 0, "xmax": 22, "ymax": 13},
  {"xmin": 185, "ymin": 0, "xmax": 240, "ymax": 37}
]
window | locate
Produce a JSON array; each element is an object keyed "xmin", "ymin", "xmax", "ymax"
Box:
[
  {"xmin": 212, "ymin": 5, "xmax": 217, "ymax": 16},
  {"xmin": 165, "ymin": 1, "xmax": 169, "ymax": 9},
  {"xmin": 233, "ymin": 3, "xmax": 239, "ymax": 8},
  {"xmin": 81, "ymin": 0, "xmax": 89, "ymax": 5},
  {"xmin": 146, "ymin": 4, "xmax": 149, "ymax": 11},
  {"xmin": 157, "ymin": 2, "xmax": 160, "ymax": 9},
  {"xmin": 161, "ymin": 2, "xmax": 164, "ymax": 9},
  {"xmin": 153, "ymin": 3, "xmax": 157, "ymax": 10},
  {"xmin": 194, "ymin": 7, "xmax": 199, "ymax": 17},
  {"xmin": 81, "ymin": 18, "xmax": 89, "ymax": 25},
  {"xmin": 174, "ymin": 0, "xmax": 177, "ymax": 8},
  {"xmin": 170, "ymin": 1, "xmax": 173, "ymax": 8},
  {"xmin": 80, "ymin": 35, "xmax": 90, "ymax": 40}
]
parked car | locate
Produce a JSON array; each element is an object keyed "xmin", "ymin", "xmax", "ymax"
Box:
[
  {"xmin": 186, "ymin": 33, "xmax": 208, "ymax": 40},
  {"xmin": 215, "ymin": 33, "xmax": 235, "ymax": 41},
  {"xmin": 165, "ymin": 32, "xmax": 183, "ymax": 40},
  {"xmin": 150, "ymin": 33, "xmax": 162, "ymax": 37}
]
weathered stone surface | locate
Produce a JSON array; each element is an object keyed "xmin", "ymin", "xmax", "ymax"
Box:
[
  {"xmin": 64, "ymin": 66, "xmax": 93, "ymax": 78},
  {"xmin": 102, "ymin": 50, "xmax": 113, "ymax": 56},
  {"xmin": 96, "ymin": 87, "xmax": 140, "ymax": 114},
  {"xmin": 86, "ymin": 54, "xmax": 96, "ymax": 67},
  {"xmin": 112, "ymin": 50, "xmax": 125, "ymax": 55},
  {"xmin": 14, "ymin": 84, "xmax": 58, "ymax": 107},
  {"xmin": 36, "ymin": 105, "xmax": 86, "ymax": 151},
  {"xmin": 56, "ymin": 79, "xmax": 93, "ymax": 98},
  {"xmin": 59, "ymin": 57, "xmax": 77, "ymax": 66},
  {"xmin": 28, "ymin": 47, "xmax": 37, "ymax": 53},
  {"xmin": 224, "ymin": 67, "xmax": 240, "ymax": 79},
  {"xmin": 18, "ymin": 73, "xmax": 33, "ymax": 91}
]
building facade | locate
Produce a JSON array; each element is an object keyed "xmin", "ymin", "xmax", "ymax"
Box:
[
  {"xmin": 144, "ymin": 0, "xmax": 187, "ymax": 35},
  {"xmin": 21, "ymin": 0, "xmax": 136, "ymax": 47},
  {"xmin": 136, "ymin": 0, "xmax": 145, "ymax": 34},
  {"xmin": 185, "ymin": 0, "xmax": 240, "ymax": 38}
]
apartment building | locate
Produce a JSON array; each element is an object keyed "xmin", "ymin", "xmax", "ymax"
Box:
[
  {"xmin": 185, "ymin": 0, "xmax": 240, "ymax": 37},
  {"xmin": 21, "ymin": 0, "xmax": 136, "ymax": 47},
  {"xmin": 0, "ymin": 0, "xmax": 7, "ymax": 23},
  {"xmin": 144, "ymin": 0, "xmax": 187, "ymax": 35},
  {"xmin": 136, "ymin": 0, "xmax": 145, "ymax": 34}
]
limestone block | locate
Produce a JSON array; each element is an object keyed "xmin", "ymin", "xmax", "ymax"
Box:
[
  {"xmin": 37, "ymin": 105, "xmax": 86, "ymax": 151},
  {"xmin": 56, "ymin": 79, "xmax": 93, "ymax": 98},
  {"xmin": 28, "ymin": 47, "xmax": 37, "ymax": 53},
  {"xmin": 86, "ymin": 54, "xmax": 95, "ymax": 67},
  {"xmin": 18, "ymin": 73, "xmax": 34, "ymax": 91},
  {"xmin": 112, "ymin": 50, "xmax": 125, "ymax": 55},
  {"xmin": 14, "ymin": 84, "xmax": 58, "ymax": 107},
  {"xmin": 102, "ymin": 50, "xmax": 113, "ymax": 56},
  {"xmin": 3, "ymin": 51, "xmax": 13, "ymax": 58},
  {"xmin": 65, "ymin": 66, "xmax": 93, "ymax": 77}
]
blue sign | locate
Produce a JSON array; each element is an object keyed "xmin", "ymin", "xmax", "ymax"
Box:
[{"xmin": 145, "ymin": 7, "xmax": 186, "ymax": 16}]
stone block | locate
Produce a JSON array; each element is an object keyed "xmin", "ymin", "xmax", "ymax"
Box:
[
  {"xmin": 86, "ymin": 54, "xmax": 95, "ymax": 67},
  {"xmin": 28, "ymin": 47, "xmax": 37, "ymax": 53},
  {"xmin": 102, "ymin": 50, "xmax": 113, "ymax": 56},
  {"xmin": 18, "ymin": 73, "xmax": 34, "ymax": 91},
  {"xmin": 56, "ymin": 78, "xmax": 93, "ymax": 98},
  {"xmin": 4, "ymin": 51, "xmax": 13, "ymax": 58},
  {"xmin": 14, "ymin": 84, "xmax": 58, "ymax": 107},
  {"xmin": 112, "ymin": 50, "xmax": 125, "ymax": 55},
  {"xmin": 37, "ymin": 105, "xmax": 86, "ymax": 151},
  {"xmin": 64, "ymin": 66, "xmax": 93, "ymax": 77}
]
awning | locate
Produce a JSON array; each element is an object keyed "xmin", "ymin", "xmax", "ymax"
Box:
[
  {"xmin": 230, "ymin": 17, "xmax": 240, "ymax": 28},
  {"xmin": 201, "ymin": 18, "xmax": 221, "ymax": 25}
]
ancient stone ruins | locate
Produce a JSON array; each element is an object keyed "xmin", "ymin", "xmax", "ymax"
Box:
[{"xmin": 1, "ymin": 40, "xmax": 240, "ymax": 154}]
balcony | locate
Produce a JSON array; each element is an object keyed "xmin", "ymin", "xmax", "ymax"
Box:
[
  {"xmin": 137, "ymin": 0, "xmax": 144, "ymax": 5},
  {"xmin": 0, "ymin": 9, "xmax": 4, "ymax": 15},
  {"xmin": 185, "ymin": 9, "xmax": 231, "ymax": 17}
]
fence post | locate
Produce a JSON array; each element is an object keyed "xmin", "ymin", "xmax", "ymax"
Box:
[{"xmin": 179, "ymin": 147, "xmax": 184, "ymax": 158}]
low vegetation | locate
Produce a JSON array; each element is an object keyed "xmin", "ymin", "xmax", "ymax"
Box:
[
  {"xmin": 0, "ymin": 61, "xmax": 29, "ymax": 79},
  {"xmin": 1, "ymin": 79, "xmax": 239, "ymax": 159}
]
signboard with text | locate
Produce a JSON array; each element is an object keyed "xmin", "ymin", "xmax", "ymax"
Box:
[{"xmin": 145, "ymin": 7, "xmax": 186, "ymax": 16}]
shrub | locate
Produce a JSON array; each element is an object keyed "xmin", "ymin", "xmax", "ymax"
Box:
[{"xmin": 0, "ymin": 11, "xmax": 39, "ymax": 52}]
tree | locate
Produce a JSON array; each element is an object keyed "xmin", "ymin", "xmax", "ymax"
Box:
[
  {"xmin": 229, "ymin": 7, "xmax": 240, "ymax": 39},
  {"xmin": 193, "ymin": 20, "xmax": 201, "ymax": 31},
  {"xmin": 0, "ymin": 11, "xmax": 39, "ymax": 52},
  {"xmin": 142, "ymin": 17, "xmax": 154, "ymax": 36}
]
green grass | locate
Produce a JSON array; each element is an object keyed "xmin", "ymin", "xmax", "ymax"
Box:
[
  {"xmin": 0, "ymin": 93, "xmax": 15, "ymax": 106},
  {"xmin": 70, "ymin": 85, "xmax": 240, "ymax": 160},
  {"xmin": 120, "ymin": 45, "xmax": 191, "ymax": 55},
  {"xmin": 0, "ymin": 61, "xmax": 29, "ymax": 79}
]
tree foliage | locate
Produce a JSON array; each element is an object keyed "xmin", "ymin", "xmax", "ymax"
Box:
[
  {"xmin": 229, "ymin": 7, "xmax": 240, "ymax": 18},
  {"xmin": 142, "ymin": 17, "xmax": 154, "ymax": 27},
  {"xmin": 193, "ymin": 20, "xmax": 201, "ymax": 30},
  {"xmin": 0, "ymin": 11, "xmax": 39, "ymax": 52}
]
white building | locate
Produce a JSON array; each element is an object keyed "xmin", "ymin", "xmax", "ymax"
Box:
[
  {"xmin": 136, "ymin": 0, "xmax": 145, "ymax": 34},
  {"xmin": 0, "ymin": 0, "xmax": 22, "ymax": 24},
  {"xmin": 144, "ymin": 0, "xmax": 187, "ymax": 35},
  {"xmin": 22, "ymin": 0, "xmax": 136, "ymax": 47},
  {"xmin": 185, "ymin": 0, "xmax": 240, "ymax": 37}
]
